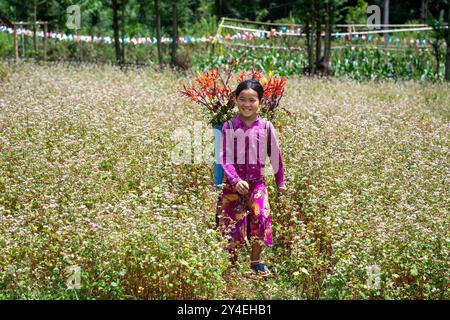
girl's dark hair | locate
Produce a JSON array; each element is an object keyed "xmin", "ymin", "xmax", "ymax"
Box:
[{"xmin": 234, "ymin": 79, "xmax": 264, "ymax": 100}]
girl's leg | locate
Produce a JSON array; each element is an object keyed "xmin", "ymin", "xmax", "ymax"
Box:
[
  {"xmin": 250, "ymin": 242, "xmax": 263, "ymax": 267},
  {"xmin": 218, "ymin": 181, "xmax": 247, "ymax": 268},
  {"xmin": 248, "ymin": 181, "xmax": 273, "ymax": 247},
  {"xmin": 247, "ymin": 181, "xmax": 273, "ymax": 276}
]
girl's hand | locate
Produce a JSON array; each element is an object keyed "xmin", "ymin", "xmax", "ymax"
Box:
[
  {"xmin": 235, "ymin": 180, "xmax": 249, "ymax": 195},
  {"xmin": 278, "ymin": 185, "xmax": 287, "ymax": 195}
]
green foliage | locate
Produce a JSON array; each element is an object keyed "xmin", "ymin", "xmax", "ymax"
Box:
[
  {"xmin": 194, "ymin": 44, "xmax": 446, "ymax": 81},
  {"xmin": 332, "ymin": 46, "xmax": 442, "ymax": 81},
  {"xmin": 344, "ymin": 0, "xmax": 369, "ymax": 24},
  {"xmin": 0, "ymin": 0, "xmax": 447, "ymax": 81},
  {"xmin": 0, "ymin": 32, "xmax": 13, "ymax": 57},
  {"xmin": 196, "ymin": 46, "xmax": 307, "ymax": 76}
]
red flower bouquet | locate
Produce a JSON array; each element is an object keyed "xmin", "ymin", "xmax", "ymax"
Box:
[{"xmin": 179, "ymin": 61, "xmax": 289, "ymax": 126}]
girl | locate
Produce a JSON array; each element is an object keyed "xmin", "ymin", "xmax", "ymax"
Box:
[{"xmin": 217, "ymin": 79, "xmax": 286, "ymax": 277}]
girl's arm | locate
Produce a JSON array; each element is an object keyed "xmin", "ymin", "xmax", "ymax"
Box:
[
  {"xmin": 267, "ymin": 121, "xmax": 285, "ymax": 188},
  {"xmin": 220, "ymin": 121, "xmax": 242, "ymax": 186}
]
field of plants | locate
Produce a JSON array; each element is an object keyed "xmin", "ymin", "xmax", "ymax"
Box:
[
  {"xmin": 0, "ymin": 63, "xmax": 448, "ymax": 299},
  {"xmin": 197, "ymin": 42, "xmax": 445, "ymax": 81}
]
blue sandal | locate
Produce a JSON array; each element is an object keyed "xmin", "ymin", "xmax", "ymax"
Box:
[{"xmin": 251, "ymin": 263, "xmax": 272, "ymax": 277}]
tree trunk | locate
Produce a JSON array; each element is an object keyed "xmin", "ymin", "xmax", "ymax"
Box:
[
  {"xmin": 305, "ymin": 22, "xmax": 313, "ymax": 75},
  {"xmin": 309, "ymin": 0, "xmax": 316, "ymax": 74},
  {"xmin": 445, "ymin": 4, "xmax": 450, "ymax": 81},
  {"xmin": 420, "ymin": 0, "xmax": 428, "ymax": 24},
  {"xmin": 14, "ymin": 24, "xmax": 19, "ymax": 64},
  {"xmin": 33, "ymin": 0, "xmax": 37, "ymax": 61},
  {"xmin": 435, "ymin": 45, "xmax": 440, "ymax": 77},
  {"xmin": 171, "ymin": 0, "xmax": 178, "ymax": 67},
  {"xmin": 315, "ymin": 19, "xmax": 322, "ymax": 69},
  {"xmin": 121, "ymin": 0, "xmax": 126, "ymax": 66},
  {"xmin": 112, "ymin": 0, "xmax": 121, "ymax": 65},
  {"xmin": 445, "ymin": 41, "xmax": 450, "ymax": 81},
  {"xmin": 383, "ymin": 0, "xmax": 390, "ymax": 42},
  {"xmin": 0, "ymin": 10, "xmax": 14, "ymax": 28},
  {"xmin": 218, "ymin": 0, "xmax": 223, "ymax": 17},
  {"xmin": 383, "ymin": 0, "xmax": 389, "ymax": 27},
  {"xmin": 323, "ymin": 0, "xmax": 332, "ymax": 75},
  {"xmin": 313, "ymin": 0, "xmax": 326, "ymax": 74},
  {"xmin": 43, "ymin": 22, "xmax": 47, "ymax": 61},
  {"xmin": 154, "ymin": 0, "xmax": 162, "ymax": 65}
]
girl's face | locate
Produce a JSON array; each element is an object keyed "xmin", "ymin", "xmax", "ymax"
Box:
[{"xmin": 236, "ymin": 88, "xmax": 261, "ymax": 120}]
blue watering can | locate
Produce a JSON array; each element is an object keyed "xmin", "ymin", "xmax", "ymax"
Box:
[{"xmin": 213, "ymin": 124, "xmax": 224, "ymax": 190}]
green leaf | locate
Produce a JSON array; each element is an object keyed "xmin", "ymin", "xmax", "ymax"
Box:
[
  {"xmin": 179, "ymin": 259, "xmax": 190, "ymax": 267},
  {"xmin": 410, "ymin": 266, "xmax": 418, "ymax": 277}
]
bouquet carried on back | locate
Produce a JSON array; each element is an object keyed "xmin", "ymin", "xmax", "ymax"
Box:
[
  {"xmin": 179, "ymin": 60, "xmax": 290, "ymax": 127},
  {"xmin": 179, "ymin": 60, "xmax": 290, "ymax": 188}
]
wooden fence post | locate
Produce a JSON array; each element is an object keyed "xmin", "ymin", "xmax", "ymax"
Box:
[
  {"xmin": 43, "ymin": 22, "xmax": 48, "ymax": 61},
  {"xmin": 13, "ymin": 24, "xmax": 19, "ymax": 64}
]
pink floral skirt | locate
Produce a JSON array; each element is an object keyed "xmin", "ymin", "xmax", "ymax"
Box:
[{"xmin": 216, "ymin": 175, "xmax": 273, "ymax": 253}]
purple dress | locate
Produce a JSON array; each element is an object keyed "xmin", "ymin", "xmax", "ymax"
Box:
[{"xmin": 216, "ymin": 114, "xmax": 285, "ymax": 252}]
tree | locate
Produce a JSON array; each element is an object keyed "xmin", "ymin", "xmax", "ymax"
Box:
[
  {"xmin": 445, "ymin": 2, "xmax": 450, "ymax": 81},
  {"xmin": 323, "ymin": 0, "xmax": 337, "ymax": 73},
  {"xmin": 0, "ymin": 10, "xmax": 14, "ymax": 28},
  {"xmin": 121, "ymin": 0, "xmax": 126, "ymax": 65},
  {"xmin": 298, "ymin": 0, "xmax": 319, "ymax": 75},
  {"xmin": 383, "ymin": 0, "xmax": 389, "ymax": 28},
  {"xmin": 383, "ymin": 0, "xmax": 390, "ymax": 42},
  {"xmin": 216, "ymin": 0, "xmax": 223, "ymax": 17},
  {"xmin": 294, "ymin": 0, "xmax": 343, "ymax": 76},
  {"xmin": 421, "ymin": 0, "xmax": 429, "ymax": 23},
  {"xmin": 171, "ymin": 0, "xmax": 178, "ymax": 67},
  {"xmin": 344, "ymin": 0, "xmax": 369, "ymax": 24},
  {"xmin": 112, "ymin": 0, "xmax": 126, "ymax": 66},
  {"xmin": 33, "ymin": 0, "xmax": 37, "ymax": 60},
  {"xmin": 112, "ymin": 0, "xmax": 121, "ymax": 64},
  {"xmin": 428, "ymin": 1, "xmax": 449, "ymax": 80},
  {"xmin": 154, "ymin": 0, "xmax": 163, "ymax": 65}
]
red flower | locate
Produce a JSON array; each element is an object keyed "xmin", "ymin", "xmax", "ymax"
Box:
[
  {"xmin": 250, "ymin": 68, "xmax": 263, "ymax": 81},
  {"xmin": 237, "ymin": 71, "xmax": 247, "ymax": 84},
  {"xmin": 179, "ymin": 61, "xmax": 289, "ymax": 125},
  {"xmin": 262, "ymin": 75, "xmax": 286, "ymax": 114}
]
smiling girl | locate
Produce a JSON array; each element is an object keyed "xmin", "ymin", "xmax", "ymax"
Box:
[{"xmin": 216, "ymin": 79, "xmax": 286, "ymax": 277}]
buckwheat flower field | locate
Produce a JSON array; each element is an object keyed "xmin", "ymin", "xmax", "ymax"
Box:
[{"xmin": 0, "ymin": 63, "xmax": 448, "ymax": 299}]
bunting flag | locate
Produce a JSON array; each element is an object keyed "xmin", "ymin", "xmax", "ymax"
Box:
[
  {"xmin": 333, "ymin": 31, "xmax": 428, "ymax": 46},
  {"xmin": 0, "ymin": 25, "xmax": 430, "ymax": 47},
  {"xmin": 0, "ymin": 25, "xmax": 217, "ymax": 44}
]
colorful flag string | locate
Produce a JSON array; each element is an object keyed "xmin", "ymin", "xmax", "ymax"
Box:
[{"xmin": 0, "ymin": 25, "xmax": 432, "ymax": 47}]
